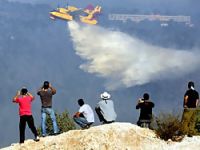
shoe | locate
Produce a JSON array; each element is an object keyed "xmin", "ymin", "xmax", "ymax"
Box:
[
  {"xmin": 53, "ymin": 132, "xmax": 60, "ymax": 135},
  {"xmin": 34, "ymin": 136, "xmax": 40, "ymax": 142},
  {"xmin": 42, "ymin": 134, "xmax": 46, "ymax": 137},
  {"xmin": 102, "ymin": 122, "xmax": 106, "ymax": 125},
  {"xmin": 187, "ymin": 134, "xmax": 193, "ymax": 137},
  {"xmin": 83, "ymin": 124, "xmax": 91, "ymax": 129},
  {"xmin": 50, "ymin": 132, "xmax": 60, "ymax": 136}
]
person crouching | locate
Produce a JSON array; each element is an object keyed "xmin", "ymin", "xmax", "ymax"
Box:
[
  {"xmin": 95, "ymin": 92, "xmax": 117, "ymax": 124},
  {"xmin": 73, "ymin": 99, "xmax": 94, "ymax": 129}
]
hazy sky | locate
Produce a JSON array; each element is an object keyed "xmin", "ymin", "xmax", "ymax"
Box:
[{"xmin": 1, "ymin": 0, "xmax": 200, "ymax": 148}]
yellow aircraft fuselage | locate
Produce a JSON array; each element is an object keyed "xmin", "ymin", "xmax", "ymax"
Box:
[{"xmin": 50, "ymin": 11, "xmax": 73, "ymax": 21}]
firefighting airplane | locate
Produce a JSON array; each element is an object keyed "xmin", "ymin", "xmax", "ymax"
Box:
[{"xmin": 49, "ymin": 4, "xmax": 102, "ymax": 25}]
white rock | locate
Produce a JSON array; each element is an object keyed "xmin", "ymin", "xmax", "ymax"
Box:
[{"xmin": 1, "ymin": 122, "xmax": 200, "ymax": 150}]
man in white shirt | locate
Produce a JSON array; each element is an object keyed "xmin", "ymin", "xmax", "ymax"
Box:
[
  {"xmin": 73, "ymin": 99, "xmax": 94, "ymax": 129},
  {"xmin": 95, "ymin": 92, "xmax": 117, "ymax": 124}
]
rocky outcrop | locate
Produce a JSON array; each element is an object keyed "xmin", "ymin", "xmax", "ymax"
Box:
[{"xmin": 2, "ymin": 122, "xmax": 200, "ymax": 150}]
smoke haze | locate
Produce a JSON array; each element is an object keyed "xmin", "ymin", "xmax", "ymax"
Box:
[{"xmin": 69, "ymin": 22, "xmax": 200, "ymax": 90}]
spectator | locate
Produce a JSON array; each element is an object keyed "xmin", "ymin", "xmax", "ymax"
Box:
[
  {"xmin": 73, "ymin": 99, "xmax": 94, "ymax": 129},
  {"xmin": 95, "ymin": 91, "xmax": 117, "ymax": 124},
  {"xmin": 181, "ymin": 81, "xmax": 199, "ymax": 136},
  {"xmin": 136, "ymin": 93, "xmax": 154, "ymax": 128},
  {"xmin": 13, "ymin": 87, "xmax": 39, "ymax": 143},
  {"xmin": 37, "ymin": 81, "xmax": 59, "ymax": 137}
]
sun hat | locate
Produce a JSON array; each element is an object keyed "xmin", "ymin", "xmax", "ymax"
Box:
[{"xmin": 100, "ymin": 92, "xmax": 111, "ymax": 100}]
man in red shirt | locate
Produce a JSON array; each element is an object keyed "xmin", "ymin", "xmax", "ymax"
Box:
[{"xmin": 13, "ymin": 87, "xmax": 39, "ymax": 143}]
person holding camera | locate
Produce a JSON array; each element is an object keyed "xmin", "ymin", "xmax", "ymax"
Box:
[
  {"xmin": 136, "ymin": 93, "xmax": 154, "ymax": 128},
  {"xmin": 13, "ymin": 87, "xmax": 39, "ymax": 143},
  {"xmin": 37, "ymin": 81, "xmax": 59, "ymax": 137}
]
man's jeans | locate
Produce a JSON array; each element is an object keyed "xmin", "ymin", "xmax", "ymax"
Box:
[
  {"xmin": 41, "ymin": 107, "xmax": 59, "ymax": 136},
  {"xmin": 73, "ymin": 116, "xmax": 91, "ymax": 128}
]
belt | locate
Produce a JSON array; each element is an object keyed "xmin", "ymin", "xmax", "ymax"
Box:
[{"xmin": 42, "ymin": 106, "xmax": 52, "ymax": 108}]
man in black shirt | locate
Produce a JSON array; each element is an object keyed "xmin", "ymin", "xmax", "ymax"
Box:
[
  {"xmin": 181, "ymin": 81, "xmax": 199, "ymax": 136},
  {"xmin": 136, "ymin": 93, "xmax": 154, "ymax": 128}
]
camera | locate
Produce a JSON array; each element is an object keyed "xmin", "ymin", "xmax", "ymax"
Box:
[
  {"xmin": 43, "ymin": 81, "xmax": 49, "ymax": 89},
  {"xmin": 21, "ymin": 88, "xmax": 28, "ymax": 95},
  {"xmin": 139, "ymin": 99, "xmax": 144, "ymax": 103}
]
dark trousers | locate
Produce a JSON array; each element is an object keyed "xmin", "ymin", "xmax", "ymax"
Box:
[
  {"xmin": 137, "ymin": 119, "xmax": 151, "ymax": 128},
  {"xmin": 95, "ymin": 107, "xmax": 114, "ymax": 124},
  {"xmin": 19, "ymin": 115, "xmax": 38, "ymax": 143}
]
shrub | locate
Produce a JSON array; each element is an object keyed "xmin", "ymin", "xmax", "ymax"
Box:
[
  {"xmin": 194, "ymin": 108, "xmax": 200, "ymax": 133},
  {"xmin": 153, "ymin": 112, "xmax": 183, "ymax": 141},
  {"xmin": 37, "ymin": 110, "xmax": 76, "ymax": 136}
]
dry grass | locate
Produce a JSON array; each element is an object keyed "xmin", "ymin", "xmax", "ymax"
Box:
[{"xmin": 152, "ymin": 112, "xmax": 184, "ymax": 141}]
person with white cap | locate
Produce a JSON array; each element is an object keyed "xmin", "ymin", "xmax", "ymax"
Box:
[{"xmin": 95, "ymin": 91, "xmax": 117, "ymax": 124}]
